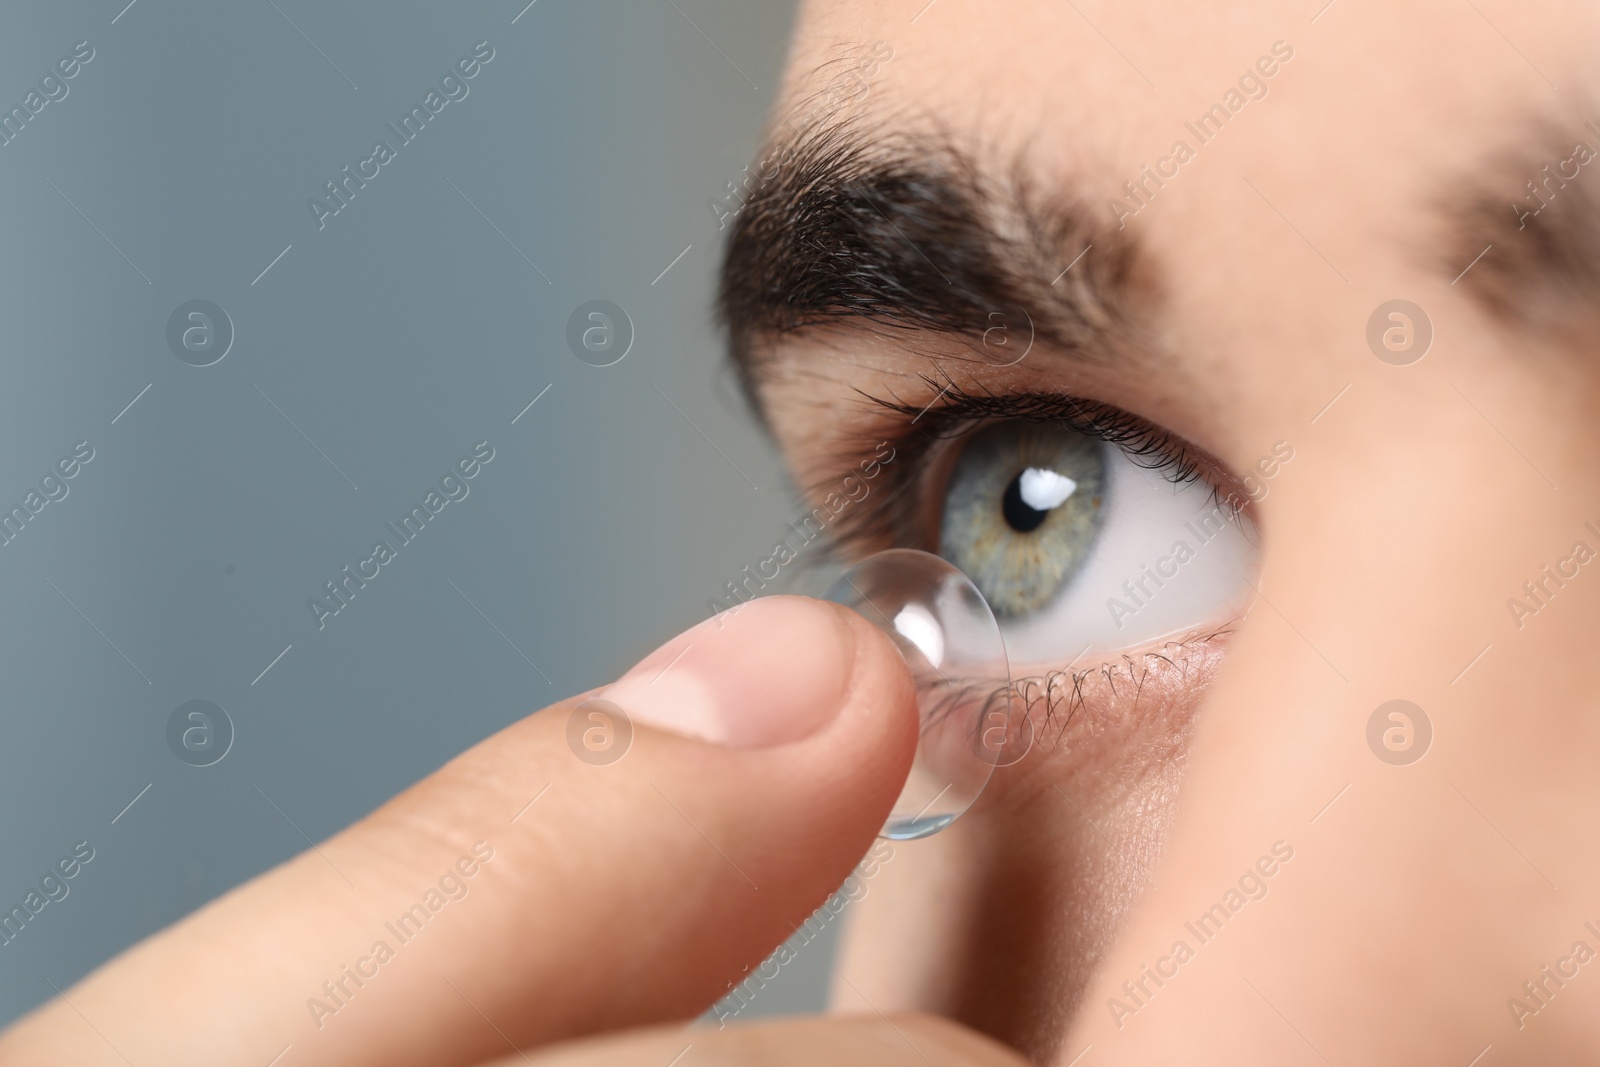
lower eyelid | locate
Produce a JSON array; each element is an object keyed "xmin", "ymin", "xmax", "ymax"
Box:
[{"xmin": 995, "ymin": 627, "xmax": 1234, "ymax": 769}]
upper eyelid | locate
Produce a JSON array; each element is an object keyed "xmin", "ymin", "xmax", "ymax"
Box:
[{"xmin": 873, "ymin": 384, "xmax": 1210, "ymax": 492}]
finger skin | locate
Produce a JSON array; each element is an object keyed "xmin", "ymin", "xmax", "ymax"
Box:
[
  {"xmin": 0, "ymin": 599, "xmax": 918, "ymax": 1067},
  {"xmin": 505, "ymin": 1013, "xmax": 1033, "ymax": 1067}
]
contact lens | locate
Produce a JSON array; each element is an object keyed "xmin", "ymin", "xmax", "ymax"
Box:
[{"xmin": 826, "ymin": 549, "xmax": 1012, "ymax": 840}]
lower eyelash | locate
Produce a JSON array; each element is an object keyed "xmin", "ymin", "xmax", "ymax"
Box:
[
  {"xmin": 992, "ymin": 625, "xmax": 1236, "ymax": 755},
  {"xmin": 911, "ymin": 626, "xmax": 1232, "ymax": 771}
]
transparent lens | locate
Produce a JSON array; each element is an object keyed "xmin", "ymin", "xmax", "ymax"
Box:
[{"xmin": 826, "ymin": 548, "xmax": 1012, "ymax": 840}]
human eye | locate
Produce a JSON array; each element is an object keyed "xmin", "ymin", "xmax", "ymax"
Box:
[{"xmin": 829, "ymin": 383, "xmax": 1260, "ymax": 672}]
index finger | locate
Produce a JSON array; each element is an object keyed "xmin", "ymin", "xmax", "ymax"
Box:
[{"xmin": 0, "ymin": 596, "xmax": 918, "ymax": 1067}]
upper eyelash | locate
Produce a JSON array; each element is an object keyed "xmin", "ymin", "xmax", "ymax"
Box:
[
  {"xmin": 812, "ymin": 375, "xmax": 1208, "ymax": 558},
  {"xmin": 880, "ymin": 380, "xmax": 1205, "ymax": 483}
]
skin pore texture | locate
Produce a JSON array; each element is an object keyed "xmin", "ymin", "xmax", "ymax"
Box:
[{"xmin": 736, "ymin": 0, "xmax": 1600, "ymax": 1063}]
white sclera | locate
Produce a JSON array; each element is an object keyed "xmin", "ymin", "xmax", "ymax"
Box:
[
  {"xmin": 997, "ymin": 454, "xmax": 1257, "ymax": 665},
  {"xmin": 827, "ymin": 548, "xmax": 1012, "ymax": 840}
]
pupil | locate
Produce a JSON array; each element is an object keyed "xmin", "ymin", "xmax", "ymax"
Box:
[{"xmin": 1001, "ymin": 472, "xmax": 1049, "ymax": 533}]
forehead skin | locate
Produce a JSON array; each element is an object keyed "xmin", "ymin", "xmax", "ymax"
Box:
[{"xmin": 749, "ymin": 2, "xmax": 1600, "ymax": 1065}]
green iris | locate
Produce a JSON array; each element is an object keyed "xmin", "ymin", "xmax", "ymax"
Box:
[{"xmin": 938, "ymin": 422, "xmax": 1106, "ymax": 617}]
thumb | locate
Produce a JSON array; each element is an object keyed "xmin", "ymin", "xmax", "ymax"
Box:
[{"xmin": 0, "ymin": 595, "xmax": 920, "ymax": 1067}]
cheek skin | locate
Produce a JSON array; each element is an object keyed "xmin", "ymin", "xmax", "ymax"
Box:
[{"xmin": 831, "ymin": 634, "xmax": 1230, "ymax": 1064}]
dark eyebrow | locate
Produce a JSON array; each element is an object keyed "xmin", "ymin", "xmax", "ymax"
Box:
[
  {"xmin": 715, "ymin": 115, "xmax": 1155, "ymax": 411},
  {"xmin": 1439, "ymin": 113, "xmax": 1600, "ymax": 340}
]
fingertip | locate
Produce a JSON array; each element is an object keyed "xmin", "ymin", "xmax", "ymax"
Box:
[{"xmin": 604, "ymin": 594, "xmax": 916, "ymax": 754}]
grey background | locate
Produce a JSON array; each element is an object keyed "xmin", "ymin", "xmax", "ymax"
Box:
[{"xmin": 0, "ymin": 0, "xmax": 844, "ymax": 1027}]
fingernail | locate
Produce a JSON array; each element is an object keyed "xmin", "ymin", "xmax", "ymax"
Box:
[{"xmin": 601, "ymin": 596, "xmax": 856, "ymax": 748}]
